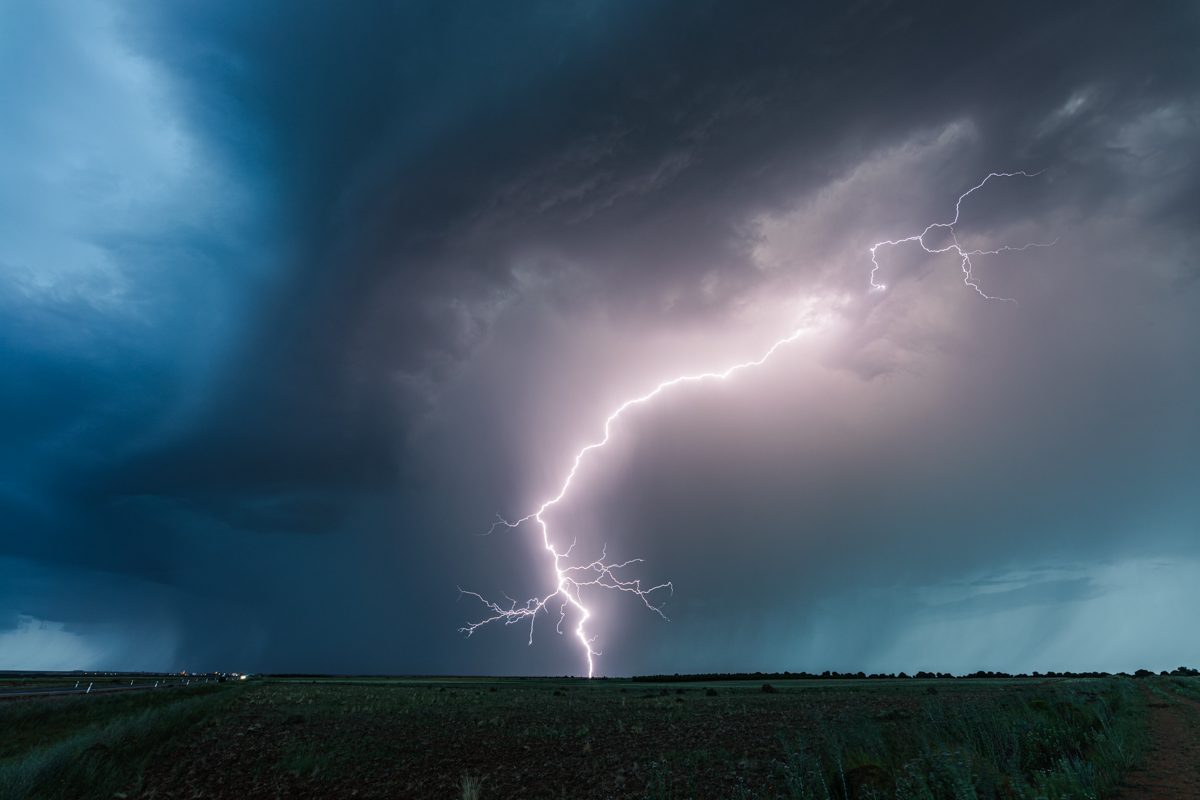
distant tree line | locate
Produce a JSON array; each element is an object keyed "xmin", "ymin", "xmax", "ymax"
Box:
[
  {"xmin": 266, "ymin": 674, "xmax": 334, "ymax": 678},
  {"xmin": 631, "ymin": 667, "xmax": 1199, "ymax": 682}
]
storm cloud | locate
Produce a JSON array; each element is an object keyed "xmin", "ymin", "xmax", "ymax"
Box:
[{"xmin": 2, "ymin": 0, "xmax": 1198, "ymax": 676}]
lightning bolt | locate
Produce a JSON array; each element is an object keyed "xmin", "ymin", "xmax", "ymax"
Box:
[
  {"xmin": 460, "ymin": 170, "xmax": 1050, "ymax": 677},
  {"xmin": 870, "ymin": 171, "xmax": 1056, "ymax": 301}
]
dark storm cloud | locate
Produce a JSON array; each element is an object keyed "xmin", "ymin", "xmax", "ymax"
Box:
[{"xmin": 2, "ymin": 0, "xmax": 1198, "ymax": 674}]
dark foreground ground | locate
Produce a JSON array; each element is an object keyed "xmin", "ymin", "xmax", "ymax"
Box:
[{"xmin": 2, "ymin": 674, "xmax": 1198, "ymax": 800}]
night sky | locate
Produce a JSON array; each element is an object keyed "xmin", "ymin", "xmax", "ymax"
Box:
[{"xmin": 2, "ymin": 1, "xmax": 1199, "ymax": 677}]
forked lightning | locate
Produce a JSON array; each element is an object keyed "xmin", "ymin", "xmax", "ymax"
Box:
[{"xmin": 460, "ymin": 171, "xmax": 1050, "ymax": 676}]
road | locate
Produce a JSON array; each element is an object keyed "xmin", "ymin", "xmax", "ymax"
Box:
[{"xmin": 0, "ymin": 679, "xmax": 218, "ymax": 700}]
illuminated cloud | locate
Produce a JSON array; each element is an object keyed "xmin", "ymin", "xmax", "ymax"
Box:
[{"xmin": 0, "ymin": 1, "xmax": 1197, "ymax": 674}]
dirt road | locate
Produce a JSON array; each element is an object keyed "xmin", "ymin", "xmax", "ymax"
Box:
[{"xmin": 1116, "ymin": 684, "xmax": 1200, "ymax": 800}]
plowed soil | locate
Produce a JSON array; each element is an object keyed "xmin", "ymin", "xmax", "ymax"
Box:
[
  {"xmin": 117, "ymin": 677, "xmax": 1169, "ymax": 800},
  {"xmin": 122, "ymin": 680, "xmax": 926, "ymax": 799}
]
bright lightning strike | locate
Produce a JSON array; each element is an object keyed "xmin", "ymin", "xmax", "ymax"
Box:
[{"xmin": 460, "ymin": 171, "xmax": 1050, "ymax": 677}]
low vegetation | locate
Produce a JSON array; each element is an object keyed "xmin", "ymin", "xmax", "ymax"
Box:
[
  {"xmin": 1, "ymin": 673, "xmax": 1184, "ymax": 799},
  {"xmin": 748, "ymin": 679, "xmax": 1149, "ymax": 800},
  {"xmin": 0, "ymin": 683, "xmax": 241, "ymax": 800}
]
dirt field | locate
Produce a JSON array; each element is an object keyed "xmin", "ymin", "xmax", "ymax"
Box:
[{"xmin": 118, "ymin": 675, "xmax": 1156, "ymax": 800}]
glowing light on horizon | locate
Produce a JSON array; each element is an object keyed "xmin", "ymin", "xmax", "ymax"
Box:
[{"xmin": 460, "ymin": 171, "xmax": 1050, "ymax": 676}]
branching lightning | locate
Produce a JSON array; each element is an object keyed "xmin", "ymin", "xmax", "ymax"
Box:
[
  {"xmin": 870, "ymin": 171, "xmax": 1056, "ymax": 302},
  {"xmin": 460, "ymin": 171, "xmax": 1050, "ymax": 677}
]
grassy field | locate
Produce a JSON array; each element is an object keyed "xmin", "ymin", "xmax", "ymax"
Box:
[
  {"xmin": 0, "ymin": 683, "xmax": 242, "ymax": 800},
  {"xmin": 1, "ymin": 673, "xmax": 1184, "ymax": 799}
]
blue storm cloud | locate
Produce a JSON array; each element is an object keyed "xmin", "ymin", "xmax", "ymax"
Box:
[{"xmin": 1, "ymin": 0, "xmax": 1198, "ymax": 675}]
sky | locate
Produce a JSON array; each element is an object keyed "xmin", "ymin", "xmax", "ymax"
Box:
[{"xmin": 1, "ymin": 0, "xmax": 1198, "ymax": 677}]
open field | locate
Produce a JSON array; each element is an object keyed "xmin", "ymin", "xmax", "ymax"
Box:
[{"xmin": 4, "ymin": 674, "xmax": 1198, "ymax": 799}]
